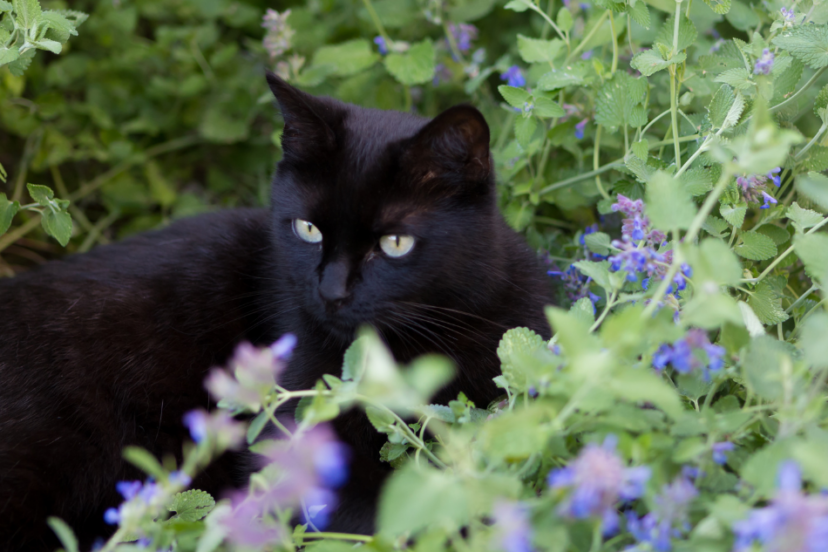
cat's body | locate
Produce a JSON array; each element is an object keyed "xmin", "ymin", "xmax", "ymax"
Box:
[{"xmin": 0, "ymin": 74, "xmax": 551, "ymax": 551}]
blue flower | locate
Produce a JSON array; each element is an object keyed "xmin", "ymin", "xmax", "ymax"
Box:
[
  {"xmin": 168, "ymin": 471, "xmax": 192, "ymax": 487},
  {"xmin": 492, "ymin": 501, "xmax": 533, "ymax": 552},
  {"xmin": 712, "ymin": 442, "xmax": 735, "ymax": 465},
  {"xmin": 761, "ymin": 190, "xmax": 778, "ymax": 209},
  {"xmin": 183, "ymin": 410, "xmax": 208, "ymax": 443},
  {"xmin": 448, "ymin": 23, "xmax": 478, "ymax": 53},
  {"xmin": 754, "ymin": 48, "xmax": 774, "ymax": 75},
  {"xmin": 768, "ymin": 167, "xmax": 782, "ymax": 187},
  {"xmin": 548, "ymin": 435, "xmax": 651, "ymax": 535},
  {"xmin": 500, "ymin": 65, "xmax": 526, "ymax": 87},
  {"xmin": 373, "ymin": 35, "xmax": 388, "ymax": 55},
  {"xmin": 575, "ymin": 118, "xmax": 588, "ymax": 139},
  {"xmin": 116, "ymin": 480, "xmax": 142, "ymax": 500},
  {"xmin": 271, "ymin": 333, "xmax": 297, "ymax": 360},
  {"xmin": 781, "ymin": 6, "xmax": 795, "ymax": 20},
  {"xmin": 581, "ymin": 50, "xmax": 593, "ymax": 60},
  {"xmin": 653, "ymin": 329, "xmax": 725, "ymax": 381},
  {"xmin": 103, "ymin": 508, "xmax": 120, "ymax": 525},
  {"xmin": 625, "ymin": 474, "xmax": 698, "ymax": 551}
]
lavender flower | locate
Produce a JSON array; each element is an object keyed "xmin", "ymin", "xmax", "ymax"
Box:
[
  {"xmin": 737, "ymin": 171, "xmax": 780, "ymax": 208},
  {"xmin": 433, "ymin": 63, "xmax": 453, "ymax": 85},
  {"xmin": 711, "ymin": 39, "xmax": 725, "ymax": 53},
  {"xmin": 581, "ymin": 50, "xmax": 594, "ymax": 60},
  {"xmin": 168, "ymin": 470, "xmax": 192, "ymax": 487},
  {"xmin": 500, "ymin": 65, "xmax": 526, "ymax": 88},
  {"xmin": 626, "ymin": 474, "xmax": 698, "ymax": 551},
  {"xmin": 754, "ymin": 48, "xmax": 774, "ymax": 75},
  {"xmin": 492, "ymin": 501, "xmax": 532, "ymax": 552},
  {"xmin": 448, "ymin": 23, "xmax": 477, "ymax": 53},
  {"xmin": 712, "ymin": 442, "xmax": 735, "ymax": 465},
  {"xmin": 652, "ymin": 329, "xmax": 725, "ymax": 381},
  {"xmin": 769, "ymin": 167, "xmax": 782, "ymax": 187},
  {"xmin": 374, "ymin": 35, "xmax": 388, "ymax": 55},
  {"xmin": 262, "ymin": 9, "xmax": 294, "ymax": 60},
  {"xmin": 761, "ymin": 190, "xmax": 779, "ymax": 209},
  {"xmin": 781, "ymin": 7, "xmax": 795, "ymax": 21},
  {"xmin": 222, "ymin": 495, "xmax": 283, "ymax": 548},
  {"xmin": 733, "ymin": 461, "xmax": 828, "ymax": 552},
  {"xmin": 575, "ymin": 118, "xmax": 588, "ymax": 139},
  {"xmin": 103, "ymin": 479, "xmax": 164, "ymax": 526},
  {"xmin": 548, "ymin": 435, "xmax": 651, "ymax": 535},
  {"xmin": 182, "ymin": 409, "xmax": 245, "ymax": 450}
]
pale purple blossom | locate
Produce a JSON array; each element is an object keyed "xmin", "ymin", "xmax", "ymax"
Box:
[
  {"xmin": 262, "ymin": 9, "xmax": 294, "ymax": 59},
  {"xmin": 581, "ymin": 50, "xmax": 594, "ymax": 60},
  {"xmin": 712, "ymin": 442, "xmax": 735, "ymax": 465},
  {"xmin": 492, "ymin": 501, "xmax": 532, "ymax": 552},
  {"xmin": 501, "ymin": 65, "xmax": 526, "ymax": 87},
  {"xmin": 626, "ymin": 474, "xmax": 698, "ymax": 551},
  {"xmin": 737, "ymin": 170, "xmax": 780, "ymax": 208},
  {"xmin": 447, "ymin": 23, "xmax": 477, "ymax": 53},
  {"xmin": 754, "ymin": 48, "xmax": 774, "ymax": 75},
  {"xmin": 781, "ymin": 6, "xmax": 795, "ymax": 21},
  {"xmin": 652, "ymin": 328, "xmax": 725, "ymax": 381},
  {"xmin": 575, "ymin": 118, "xmax": 588, "ymax": 139},
  {"xmin": 182, "ymin": 409, "xmax": 245, "ymax": 450}
]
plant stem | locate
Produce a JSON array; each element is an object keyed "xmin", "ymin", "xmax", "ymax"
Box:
[
  {"xmin": 795, "ymin": 121, "xmax": 828, "ymax": 160},
  {"xmin": 565, "ymin": 10, "xmax": 608, "ymax": 63},
  {"xmin": 361, "ymin": 0, "xmax": 391, "ymax": 44},
  {"xmin": 670, "ymin": 67, "xmax": 682, "ymax": 167},
  {"xmin": 609, "ymin": 10, "xmax": 618, "ymax": 74},
  {"xmin": 769, "ymin": 66, "xmax": 828, "ymax": 115},
  {"xmin": 593, "ymin": 125, "xmax": 610, "ymax": 199},
  {"xmin": 301, "ymin": 533, "xmax": 374, "ymax": 542},
  {"xmin": 786, "ymin": 284, "xmax": 818, "ymax": 313},
  {"xmin": 526, "ymin": 1, "xmax": 568, "ymax": 43},
  {"xmin": 590, "ymin": 290, "xmax": 618, "ymax": 332}
]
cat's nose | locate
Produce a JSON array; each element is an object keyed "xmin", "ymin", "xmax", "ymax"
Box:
[{"xmin": 319, "ymin": 259, "xmax": 350, "ymax": 305}]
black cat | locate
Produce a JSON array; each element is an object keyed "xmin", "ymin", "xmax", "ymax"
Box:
[{"xmin": 0, "ymin": 72, "xmax": 551, "ymax": 551}]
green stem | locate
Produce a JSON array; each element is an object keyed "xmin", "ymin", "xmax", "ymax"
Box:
[
  {"xmin": 361, "ymin": 0, "xmax": 392, "ymax": 44},
  {"xmin": 609, "ymin": 10, "xmax": 618, "ymax": 74},
  {"xmin": 669, "ymin": 67, "xmax": 682, "ymax": 167},
  {"xmin": 593, "ymin": 125, "xmax": 610, "ymax": 199},
  {"xmin": 526, "ymin": 1, "xmax": 568, "ymax": 43},
  {"xmin": 786, "ymin": 284, "xmax": 818, "ymax": 313},
  {"xmin": 795, "ymin": 122, "xmax": 828, "ymax": 160},
  {"xmin": 301, "ymin": 533, "xmax": 374, "ymax": 542},
  {"xmin": 627, "ymin": 13, "xmax": 635, "ymax": 55},
  {"xmin": 769, "ymin": 66, "xmax": 828, "ymax": 115},
  {"xmin": 641, "ymin": 108, "xmax": 672, "ymax": 136},
  {"xmin": 565, "ymin": 10, "xmax": 608, "ymax": 63},
  {"xmin": 590, "ymin": 290, "xmax": 618, "ymax": 332}
]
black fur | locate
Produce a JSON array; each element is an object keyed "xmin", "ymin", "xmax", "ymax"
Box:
[{"xmin": 0, "ymin": 73, "xmax": 551, "ymax": 550}]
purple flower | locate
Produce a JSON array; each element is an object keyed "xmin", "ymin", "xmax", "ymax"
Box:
[
  {"xmin": 373, "ymin": 35, "xmax": 388, "ymax": 55},
  {"xmin": 575, "ymin": 118, "xmax": 588, "ymax": 139},
  {"xmin": 500, "ymin": 65, "xmax": 526, "ymax": 88},
  {"xmin": 492, "ymin": 501, "xmax": 532, "ymax": 552},
  {"xmin": 652, "ymin": 329, "xmax": 725, "ymax": 381},
  {"xmin": 737, "ymin": 171, "xmax": 779, "ymax": 207},
  {"xmin": 781, "ymin": 6, "xmax": 795, "ymax": 21},
  {"xmin": 222, "ymin": 495, "xmax": 283, "ymax": 548},
  {"xmin": 433, "ymin": 63, "xmax": 453, "ymax": 86},
  {"xmin": 116, "ymin": 481, "xmax": 142, "ymax": 500},
  {"xmin": 448, "ymin": 23, "xmax": 477, "ymax": 53},
  {"xmin": 754, "ymin": 48, "xmax": 774, "ymax": 75},
  {"xmin": 579, "ymin": 2, "xmax": 590, "ymax": 9},
  {"xmin": 712, "ymin": 442, "xmax": 735, "ymax": 465},
  {"xmin": 548, "ymin": 435, "xmax": 651, "ymax": 535},
  {"xmin": 581, "ymin": 50, "xmax": 594, "ymax": 60},
  {"xmin": 182, "ymin": 409, "xmax": 245, "ymax": 450},
  {"xmin": 761, "ymin": 190, "xmax": 779, "ymax": 209},
  {"xmin": 168, "ymin": 471, "xmax": 192, "ymax": 487},
  {"xmin": 271, "ymin": 333, "xmax": 297, "ymax": 359},
  {"xmin": 262, "ymin": 9, "xmax": 294, "ymax": 60},
  {"xmin": 626, "ymin": 474, "xmax": 698, "ymax": 551},
  {"xmin": 769, "ymin": 167, "xmax": 782, "ymax": 187},
  {"xmin": 733, "ymin": 461, "xmax": 828, "ymax": 552},
  {"xmin": 104, "ymin": 508, "xmax": 120, "ymax": 525}
]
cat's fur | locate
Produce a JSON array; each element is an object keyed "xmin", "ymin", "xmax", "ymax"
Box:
[{"xmin": 0, "ymin": 73, "xmax": 551, "ymax": 551}]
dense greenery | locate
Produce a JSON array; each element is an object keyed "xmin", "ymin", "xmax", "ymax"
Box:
[{"xmin": 5, "ymin": 0, "xmax": 828, "ymax": 550}]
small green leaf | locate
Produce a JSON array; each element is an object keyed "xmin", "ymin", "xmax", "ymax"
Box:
[
  {"xmin": 532, "ymin": 96, "xmax": 565, "ymax": 118},
  {"xmin": 247, "ymin": 411, "xmax": 268, "ymax": 444},
  {"xmin": 714, "ymin": 68, "xmax": 754, "ymax": 90},
  {"xmin": 499, "ymin": 85, "xmax": 530, "ymax": 109},
  {"xmin": 0, "ymin": 46, "xmax": 20, "ymax": 66},
  {"xmin": 515, "ymin": 115, "xmax": 537, "ymax": 148},
  {"xmin": 169, "ymin": 490, "xmax": 216, "ymax": 522},
  {"xmin": 47, "ymin": 518, "xmax": 78, "ymax": 552},
  {"xmin": 0, "ymin": 193, "xmax": 20, "ymax": 234},
  {"xmin": 537, "ymin": 68, "xmax": 585, "ymax": 90},
  {"xmin": 796, "ymin": 171, "xmax": 828, "ymax": 210},
  {"xmin": 27, "ymin": 183, "xmax": 55, "ymax": 205},
  {"xmin": 497, "ymin": 327, "xmax": 546, "ymax": 391},
  {"xmin": 655, "ymin": 14, "xmax": 698, "ymax": 52},
  {"xmin": 573, "ymin": 260, "xmax": 612, "ymax": 290},
  {"xmin": 595, "ymin": 72, "xmax": 648, "ymax": 130},
  {"xmin": 680, "ymin": 167, "xmax": 713, "ymax": 196},
  {"xmin": 720, "ymin": 202, "xmax": 747, "ymax": 228},
  {"xmin": 631, "ymin": 49, "xmax": 685, "ymax": 76},
  {"xmin": 773, "ymin": 25, "xmax": 828, "ymax": 69},
  {"xmin": 0, "ymin": 1, "xmax": 12, "ymax": 11},
  {"xmin": 557, "ymin": 8, "xmax": 573, "ymax": 32},
  {"xmin": 504, "ymin": 0, "xmax": 531, "ymax": 11},
  {"xmin": 384, "ymin": 39, "xmax": 435, "ymax": 85},
  {"xmin": 702, "ymin": 215, "xmax": 730, "ymax": 238},
  {"xmin": 702, "ymin": 0, "xmax": 731, "ymax": 14},
  {"xmin": 584, "ymin": 231, "xmax": 612, "ymax": 255},
  {"xmin": 794, "ymin": 232, "xmax": 828, "ymax": 286},
  {"xmin": 312, "ymin": 39, "xmax": 379, "ymax": 77},
  {"xmin": 41, "ymin": 209, "xmax": 72, "ymax": 246},
  {"xmin": 646, "ymin": 171, "xmax": 697, "ymax": 231},
  {"xmin": 787, "ymin": 202, "xmax": 824, "ymax": 233},
  {"xmin": 13, "ymin": 0, "xmax": 42, "ymax": 30},
  {"xmin": 624, "ymin": 152, "xmax": 656, "ymax": 183},
  {"xmin": 627, "ymin": 0, "xmax": 650, "ymax": 28},
  {"xmin": 570, "ymin": 297, "xmax": 595, "ymax": 325},
  {"xmin": 734, "ymin": 230, "xmax": 777, "ymax": 260},
  {"xmin": 631, "ymin": 139, "xmax": 648, "ymax": 160},
  {"xmin": 747, "ymin": 279, "xmax": 789, "ymax": 325},
  {"xmin": 123, "ymin": 446, "xmax": 166, "ymax": 479},
  {"xmin": 517, "ymin": 34, "xmax": 564, "ymax": 63},
  {"xmin": 31, "ymin": 39, "xmax": 62, "ymax": 54}
]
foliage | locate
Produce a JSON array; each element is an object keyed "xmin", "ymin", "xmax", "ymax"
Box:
[{"xmin": 5, "ymin": 0, "xmax": 828, "ymax": 551}]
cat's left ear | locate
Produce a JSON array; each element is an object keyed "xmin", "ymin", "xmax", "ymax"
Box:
[{"xmin": 406, "ymin": 104, "xmax": 491, "ymax": 184}]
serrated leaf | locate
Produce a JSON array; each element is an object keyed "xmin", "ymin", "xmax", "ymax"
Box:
[
  {"xmin": 655, "ymin": 14, "xmax": 698, "ymax": 52},
  {"xmin": 734, "ymin": 231, "xmax": 777, "ymax": 260},
  {"xmin": 0, "ymin": 193, "xmax": 20, "ymax": 234},
  {"xmin": 595, "ymin": 72, "xmax": 648, "ymax": 130},
  {"xmin": 702, "ymin": 215, "xmax": 730, "ymax": 238},
  {"xmin": 631, "ymin": 139, "xmax": 648, "ymax": 160},
  {"xmin": 573, "ymin": 260, "xmax": 612, "ymax": 290},
  {"xmin": 312, "ymin": 39, "xmax": 378, "ymax": 77},
  {"xmin": 738, "ymin": 301, "xmax": 765, "ymax": 336},
  {"xmin": 169, "ymin": 490, "xmax": 215, "ymax": 522},
  {"xmin": 804, "ymin": 145, "xmax": 828, "ymax": 172},
  {"xmin": 632, "ymin": 49, "xmax": 685, "ymax": 76},
  {"xmin": 627, "ymin": 0, "xmax": 650, "ymax": 28},
  {"xmin": 702, "ymin": 0, "xmax": 731, "ymax": 15},
  {"xmin": 570, "ymin": 297, "xmax": 595, "ymax": 325},
  {"xmin": 646, "ymin": 171, "xmax": 697, "ymax": 231},
  {"xmin": 747, "ymin": 280, "xmax": 789, "ymax": 325},
  {"xmin": 32, "ymin": 39, "xmax": 62, "ymax": 54},
  {"xmin": 787, "ymin": 202, "xmax": 824, "ymax": 233},
  {"xmin": 515, "ymin": 115, "xmax": 537, "ymax": 148},
  {"xmin": 380, "ymin": 441, "xmax": 411, "ymax": 463},
  {"xmin": 517, "ymin": 34, "xmax": 563, "ymax": 63},
  {"xmin": 722, "ymin": 90, "xmax": 746, "ymax": 129},
  {"xmin": 13, "ymin": 0, "xmax": 42, "ymax": 30},
  {"xmin": 41, "ymin": 209, "xmax": 72, "ymax": 246},
  {"xmin": 0, "ymin": 46, "xmax": 20, "ymax": 66},
  {"xmin": 8, "ymin": 49, "xmax": 35, "ymax": 76},
  {"xmin": 585, "ymin": 231, "xmax": 612, "ymax": 255},
  {"xmin": 794, "ymin": 232, "xmax": 828, "ymax": 285},
  {"xmin": 773, "ymin": 25, "xmax": 828, "ymax": 69},
  {"xmin": 532, "ymin": 96, "xmax": 565, "ymax": 118},
  {"xmin": 497, "ymin": 327, "xmax": 546, "ymax": 391},
  {"xmin": 624, "ymin": 151, "xmax": 656, "ymax": 183},
  {"xmin": 720, "ymin": 202, "xmax": 747, "ymax": 228},
  {"xmin": 755, "ymin": 224, "xmax": 790, "ymax": 245},
  {"xmin": 537, "ymin": 68, "xmax": 585, "ymax": 90},
  {"xmin": 27, "ymin": 183, "xmax": 55, "ymax": 205},
  {"xmin": 47, "ymin": 518, "xmax": 78, "ymax": 552},
  {"xmin": 680, "ymin": 167, "xmax": 713, "ymax": 196},
  {"xmin": 714, "ymin": 68, "xmax": 754, "ymax": 90},
  {"xmin": 366, "ymin": 405, "xmax": 396, "ymax": 433},
  {"xmin": 796, "ymin": 171, "xmax": 828, "ymax": 210},
  {"xmin": 499, "ymin": 85, "xmax": 530, "ymax": 109},
  {"xmin": 384, "ymin": 39, "xmax": 434, "ymax": 85},
  {"xmin": 41, "ymin": 11, "xmax": 78, "ymax": 42}
]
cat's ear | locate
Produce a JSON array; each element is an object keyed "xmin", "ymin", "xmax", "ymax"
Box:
[
  {"xmin": 406, "ymin": 104, "xmax": 491, "ymax": 184},
  {"xmin": 266, "ymin": 71, "xmax": 337, "ymax": 161}
]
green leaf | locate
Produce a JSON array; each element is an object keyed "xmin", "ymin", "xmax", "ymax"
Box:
[
  {"xmin": 480, "ymin": 406, "xmax": 549, "ymax": 460},
  {"xmin": 169, "ymin": 490, "xmax": 215, "ymax": 522},
  {"xmin": 41, "ymin": 10, "xmax": 78, "ymax": 42},
  {"xmin": 504, "ymin": 0, "xmax": 531, "ymax": 11},
  {"xmin": 517, "ymin": 34, "xmax": 563, "ymax": 63},
  {"xmin": 794, "ymin": 232, "xmax": 828, "ymax": 286},
  {"xmin": 380, "ymin": 441, "xmax": 411, "ymax": 463},
  {"xmin": 0, "ymin": 193, "xmax": 20, "ymax": 234},
  {"xmin": 0, "ymin": 1, "xmax": 12, "ymax": 11},
  {"xmin": 7, "ymin": 48, "xmax": 35, "ymax": 76},
  {"xmin": 720, "ymin": 202, "xmax": 747, "ymax": 228},
  {"xmin": 498, "ymin": 85, "xmax": 530, "ymax": 109},
  {"xmin": 686, "ymin": 238, "xmax": 743, "ymax": 286},
  {"xmin": 747, "ymin": 279, "xmax": 789, "ymax": 325},
  {"xmin": 804, "ymin": 145, "xmax": 828, "ymax": 171},
  {"xmin": 247, "ymin": 411, "xmax": 268, "ymax": 444},
  {"xmin": 702, "ymin": 0, "xmax": 731, "ymax": 14},
  {"xmin": 743, "ymin": 336, "xmax": 794, "ymax": 399},
  {"xmin": 787, "ymin": 202, "xmax": 824, "ymax": 233},
  {"xmin": 123, "ymin": 446, "xmax": 166, "ymax": 479},
  {"xmin": 714, "ymin": 68, "xmax": 754, "ymax": 90},
  {"xmin": 800, "ymin": 312, "xmax": 828, "ymax": 370},
  {"xmin": 631, "ymin": 139, "xmax": 648, "ymax": 160},
  {"xmin": 515, "ymin": 115, "xmax": 537, "ymax": 148},
  {"xmin": 584, "ymin": 231, "xmax": 611, "ymax": 255},
  {"xmin": 31, "ymin": 39, "xmax": 62, "ymax": 54},
  {"xmin": 27, "ymin": 183, "xmax": 55, "ymax": 205},
  {"xmin": 680, "ymin": 167, "xmax": 713, "ymax": 196},
  {"xmin": 573, "ymin": 260, "xmax": 612, "ymax": 290},
  {"xmin": 537, "ymin": 68, "xmax": 585, "ymax": 90},
  {"xmin": 734, "ymin": 230, "xmax": 777, "ymax": 260},
  {"xmin": 570, "ymin": 297, "xmax": 595, "ymax": 325},
  {"xmin": 365, "ymin": 405, "xmax": 396, "ymax": 433},
  {"xmin": 627, "ymin": 0, "xmax": 650, "ymax": 28},
  {"xmin": 532, "ymin": 96, "xmax": 565, "ymax": 118},
  {"xmin": 557, "ymin": 8, "xmax": 573, "ymax": 32},
  {"xmin": 755, "ymin": 224, "xmax": 790, "ymax": 245},
  {"xmin": 384, "ymin": 39, "xmax": 435, "ymax": 85},
  {"xmin": 631, "ymin": 49, "xmax": 685, "ymax": 76},
  {"xmin": 722, "ymin": 90, "xmax": 746, "ymax": 129},
  {"xmin": 13, "ymin": 0, "xmax": 42, "ymax": 30},
  {"xmin": 655, "ymin": 14, "xmax": 698, "ymax": 52},
  {"xmin": 594, "ymin": 72, "xmax": 648, "ymax": 130},
  {"xmin": 41, "ymin": 209, "xmax": 72, "ymax": 246},
  {"xmin": 378, "ymin": 466, "xmax": 470, "ymax": 537},
  {"xmin": 0, "ymin": 46, "xmax": 20, "ymax": 66},
  {"xmin": 624, "ymin": 151, "xmax": 656, "ymax": 183},
  {"xmin": 796, "ymin": 171, "xmax": 828, "ymax": 210},
  {"xmin": 47, "ymin": 517, "xmax": 78, "ymax": 552},
  {"xmin": 773, "ymin": 25, "xmax": 828, "ymax": 69},
  {"xmin": 497, "ymin": 327, "xmax": 546, "ymax": 391},
  {"xmin": 312, "ymin": 39, "xmax": 379, "ymax": 77},
  {"xmin": 645, "ymin": 171, "xmax": 697, "ymax": 231},
  {"xmin": 609, "ymin": 368, "xmax": 683, "ymax": 419}
]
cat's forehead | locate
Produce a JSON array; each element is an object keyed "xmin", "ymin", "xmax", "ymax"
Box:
[{"xmin": 338, "ymin": 104, "xmax": 426, "ymax": 173}]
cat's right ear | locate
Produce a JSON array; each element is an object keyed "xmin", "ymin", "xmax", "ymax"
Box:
[{"xmin": 266, "ymin": 71, "xmax": 337, "ymax": 162}]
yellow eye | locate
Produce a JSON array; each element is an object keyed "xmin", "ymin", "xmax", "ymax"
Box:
[
  {"xmin": 293, "ymin": 219, "xmax": 322, "ymax": 243},
  {"xmin": 379, "ymin": 234, "xmax": 415, "ymax": 257}
]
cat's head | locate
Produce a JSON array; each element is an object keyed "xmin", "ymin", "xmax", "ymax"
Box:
[{"xmin": 266, "ymin": 72, "xmax": 504, "ymax": 344}]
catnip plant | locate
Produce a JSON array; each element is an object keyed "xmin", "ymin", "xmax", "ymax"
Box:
[{"xmin": 4, "ymin": 0, "xmax": 828, "ymax": 551}]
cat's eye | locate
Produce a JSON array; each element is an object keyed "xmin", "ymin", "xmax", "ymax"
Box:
[
  {"xmin": 379, "ymin": 234, "xmax": 415, "ymax": 257},
  {"xmin": 293, "ymin": 219, "xmax": 322, "ymax": 243}
]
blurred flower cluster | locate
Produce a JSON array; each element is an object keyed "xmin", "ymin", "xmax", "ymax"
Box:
[
  {"xmin": 737, "ymin": 168, "xmax": 781, "ymax": 209},
  {"xmin": 652, "ymin": 328, "xmax": 726, "ymax": 381},
  {"xmin": 625, "ymin": 472, "xmax": 698, "ymax": 551}
]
